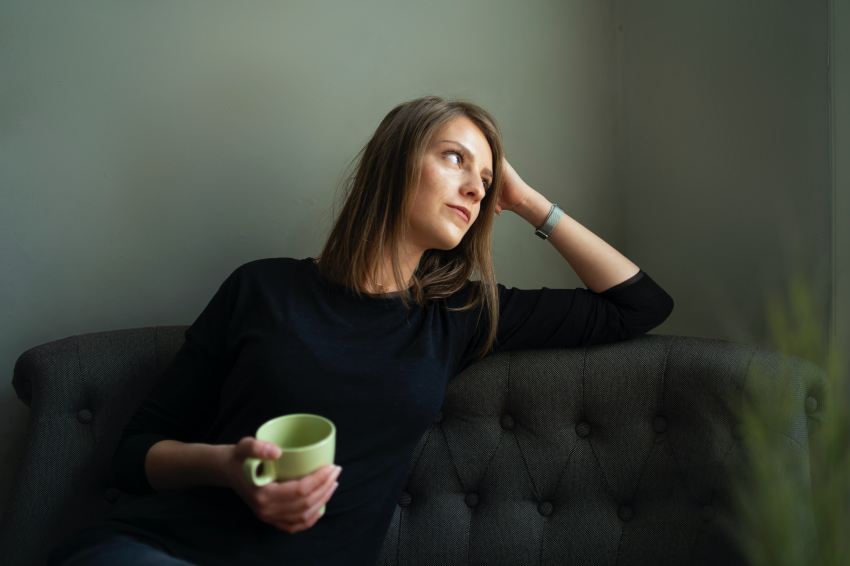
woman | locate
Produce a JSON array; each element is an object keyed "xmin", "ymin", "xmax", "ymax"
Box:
[{"xmin": 49, "ymin": 95, "xmax": 673, "ymax": 565}]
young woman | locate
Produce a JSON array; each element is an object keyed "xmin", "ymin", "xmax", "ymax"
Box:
[{"xmin": 49, "ymin": 95, "xmax": 673, "ymax": 565}]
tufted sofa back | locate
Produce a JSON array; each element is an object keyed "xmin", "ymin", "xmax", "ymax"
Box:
[{"xmin": 1, "ymin": 328, "xmax": 825, "ymax": 565}]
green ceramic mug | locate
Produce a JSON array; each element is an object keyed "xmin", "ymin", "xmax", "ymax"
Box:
[{"xmin": 242, "ymin": 413, "xmax": 337, "ymax": 515}]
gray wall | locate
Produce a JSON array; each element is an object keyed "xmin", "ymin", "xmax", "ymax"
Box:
[
  {"xmin": 1, "ymin": 0, "xmax": 838, "ymax": 516},
  {"xmin": 833, "ymin": 0, "xmax": 850, "ymax": 390},
  {"xmin": 614, "ymin": 0, "xmax": 832, "ymax": 348}
]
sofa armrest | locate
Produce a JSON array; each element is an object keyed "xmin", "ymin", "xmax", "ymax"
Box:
[{"xmin": 1, "ymin": 326, "xmax": 188, "ymax": 566}]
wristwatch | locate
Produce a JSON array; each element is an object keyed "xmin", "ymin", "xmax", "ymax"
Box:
[{"xmin": 534, "ymin": 203, "xmax": 564, "ymax": 240}]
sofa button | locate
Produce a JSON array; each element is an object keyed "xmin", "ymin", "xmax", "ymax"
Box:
[
  {"xmin": 104, "ymin": 488, "xmax": 121, "ymax": 504},
  {"xmin": 538, "ymin": 501, "xmax": 553, "ymax": 517},
  {"xmin": 575, "ymin": 421, "xmax": 591, "ymax": 438},
  {"xmin": 398, "ymin": 491, "xmax": 412, "ymax": 507},
  {"xmin": 701, "ymin": 504, "xmax": 715, "ymax": 522},
  {"xmin": 77, "ymin": 409, "xmax": 93, "ymax": 424},
  {"xmin": 652, "ymin": 416, "xmax": 667, "ymax": 433},
  {"xmin": 433, "ymin": 411, "xmax": 443, "ymax": 424},
  {"xmin": 805, "ymin": 396, "xmax": 818, "ymax": 414},
  {"xmin": 618, "ymin": 504, "xmax": 633, "ymax": 522},
  {"xmin": 465, "ymin": 493, "xmax": 479, "ymax": 508},
  {"xmin": 500, "ymin": 414, "xmax": 515, "ymax": 430}
]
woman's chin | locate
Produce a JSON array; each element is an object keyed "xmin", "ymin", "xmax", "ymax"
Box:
[
  {"xmin": 438, "ymin": 233, "xmax": 466, "ymax": 250},
  {"xmin": 419, "ymin": 227, "xmax": 468, "ymax": 251},
  {"xmin": 426, "ymin": 238, "xmax": 462, "ymax": 252}
]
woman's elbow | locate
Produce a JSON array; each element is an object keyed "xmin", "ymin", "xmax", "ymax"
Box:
[
  {"xmin": 646, "ymin": 292, "xmax": 674, "ymax": 331},
  {"xmin": 659, "ymin": 292, "xmax": 674, "ymax": 324},
  {"xmin": 626, "ymin": 295, "xmax": 674, "ymax": 338}
]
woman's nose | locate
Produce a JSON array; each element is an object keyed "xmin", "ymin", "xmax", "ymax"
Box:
[{"xmin": 461, "ymin": 179, "xmax": 485, "ymax": 202}]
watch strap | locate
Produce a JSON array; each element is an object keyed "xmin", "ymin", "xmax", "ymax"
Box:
[{"xmin": 534, "ymin": 203, "xmax": 564, "ymax": 240}]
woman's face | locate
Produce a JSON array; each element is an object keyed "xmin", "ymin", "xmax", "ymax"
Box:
[{"xmin": 406, "ymin": 115, "xmax": 493, "ymax": 253}]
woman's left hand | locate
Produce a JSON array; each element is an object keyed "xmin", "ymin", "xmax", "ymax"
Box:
[{"xmin": 496, "ymin": 156, "xmax": 535, "ymax": 215}]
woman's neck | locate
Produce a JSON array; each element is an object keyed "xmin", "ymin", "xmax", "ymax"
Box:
[{"xmin": 364, "ymin": 244, "xmax": 423, "ymax": 294}]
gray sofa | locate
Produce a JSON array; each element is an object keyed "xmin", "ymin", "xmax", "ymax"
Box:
[{"xmin": 0, "ymin": 327, "xmax": 826, "ymax": 565}]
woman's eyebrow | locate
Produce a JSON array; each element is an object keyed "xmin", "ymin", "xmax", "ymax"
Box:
[{"xmin": 437, "ymin": 140, "xmax": 493, "ymax": 178}]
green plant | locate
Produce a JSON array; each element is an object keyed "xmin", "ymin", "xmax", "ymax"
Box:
[{"xmin": 721, "ymin": 271, "xmax": 849, "ymax": 565}]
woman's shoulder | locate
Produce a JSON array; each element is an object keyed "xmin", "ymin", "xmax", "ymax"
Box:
[
  {"xmin": 214, "ymin": 257, "xmax": 315, "ymax": 292},
  {"xmin": 231, "ymin": 256, "xmax": 313, "ymax": 277},
  {"xmin": 441, "ymin": 279, "xmax": 485, "ymax": 309}
]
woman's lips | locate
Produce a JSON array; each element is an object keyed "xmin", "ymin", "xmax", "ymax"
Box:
[{"xmin": 447, "ymin": 204, "xmax": 470, "ymax": 223}]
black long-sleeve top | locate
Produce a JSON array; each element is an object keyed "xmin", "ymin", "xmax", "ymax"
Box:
[{"xmin": 75, "ymin": 257, "xmax": 673, "ymax": 565}]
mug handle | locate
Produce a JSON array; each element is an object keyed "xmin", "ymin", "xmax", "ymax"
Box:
[{"xmin": 242, "ymin": 456, "xmax": 278, "ymax": 486}]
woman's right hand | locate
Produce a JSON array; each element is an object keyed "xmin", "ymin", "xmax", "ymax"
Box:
[{"xmin": 223, "ymin": 437, "xmax": 342, "ymax": 534}]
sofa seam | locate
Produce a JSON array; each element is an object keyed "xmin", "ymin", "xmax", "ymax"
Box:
[
  {"xmin": 664, "ymin": 337, "xmax": 705, "ymax": 507},
  {"xmin": 584, "ymin": 352, "xmax": 618, "ymax": 513}
]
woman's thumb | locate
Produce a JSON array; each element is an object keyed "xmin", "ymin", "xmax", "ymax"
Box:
[
  {"xmin": 258, "ymin": 440, "xmax": 281, "ymax": 459},
  {"xmin": 236, "ymin": 436, "xmax": 281, "ymax": 459}
]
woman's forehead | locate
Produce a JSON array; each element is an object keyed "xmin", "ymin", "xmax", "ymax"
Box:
[{"xmin": 432, "ymin": 117, "xmax": 493, "ymax": 168}]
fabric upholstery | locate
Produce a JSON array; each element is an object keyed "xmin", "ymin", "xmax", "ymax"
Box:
[{"xmin": 0, "ymin": 328, "xmax": 825, "ymax": 565}]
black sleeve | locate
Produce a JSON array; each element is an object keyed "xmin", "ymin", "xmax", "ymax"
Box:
[
  {"xmin": 110, "ymin": 266, "xmax": 242, "ymax": 494},
  {"xmin": 485, "ymin": 270, "xmax": 673, "ymax": 355}
]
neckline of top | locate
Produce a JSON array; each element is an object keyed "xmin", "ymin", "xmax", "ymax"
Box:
[{"xmin": 304, "ymin": 257, "xmax": 410, "ymax": 301}]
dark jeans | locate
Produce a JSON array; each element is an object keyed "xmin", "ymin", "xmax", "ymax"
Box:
[{"xmin": 48, "ymin": 530, "xmax": 197, "ymax": 566}]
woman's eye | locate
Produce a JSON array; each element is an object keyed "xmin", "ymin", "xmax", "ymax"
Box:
[{"xmin": 446, "ymin": 150, "xmax": 489, "ymax": 190}]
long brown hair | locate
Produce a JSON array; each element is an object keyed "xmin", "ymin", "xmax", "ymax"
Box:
[{"xmin": 317, "ymin": 95, "xmax": 504, "ymax": 359}]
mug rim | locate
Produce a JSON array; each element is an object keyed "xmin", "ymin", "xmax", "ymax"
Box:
[{"xmin": 256, "ymin": 413, "xmax": 335, "ymax": 452}]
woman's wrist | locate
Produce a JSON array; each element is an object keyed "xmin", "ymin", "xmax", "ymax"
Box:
[
  {"xmin": 511, "ymin": 188, "xmax": 553, "ymax": 228},
  {"xmin": 208, "ymin": 443, "xmax": 237, "ymax": 488},
  {"xmin": 145, "ymin": 440, "xmax": 234, "ymax": 491}
]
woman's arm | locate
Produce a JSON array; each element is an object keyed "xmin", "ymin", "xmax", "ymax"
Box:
[
  {"xmin": 145, "ymin": 440, "xmax": 231, "ymax": 491},
  {"xmin": 112, "ymin": 266, "xmax": 242, "ymax": 494},
  {"xmin": 496, "ymin": 158, "xmax": 640, "ymax": 293}
]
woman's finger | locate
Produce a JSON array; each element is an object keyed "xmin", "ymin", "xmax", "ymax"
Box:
[
  {"xmin": 298, "ymin": 468, "xmax": 340, "ymax": 511},
  {"xmin": 275, "ymin": 491, "xmax": 333, "ymax": 534},
  {"xmin": 306, "ymin": 483, "xmax": 337, "ymax": 519}
]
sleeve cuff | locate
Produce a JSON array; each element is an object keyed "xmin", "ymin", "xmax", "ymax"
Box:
[
  {"xmin": 599, "ymin": 270, "xmax": 645, "ymax": 295},
  {"xmin": 110, "ymin": 433, "xmax": 168, "ymax": 494}
]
